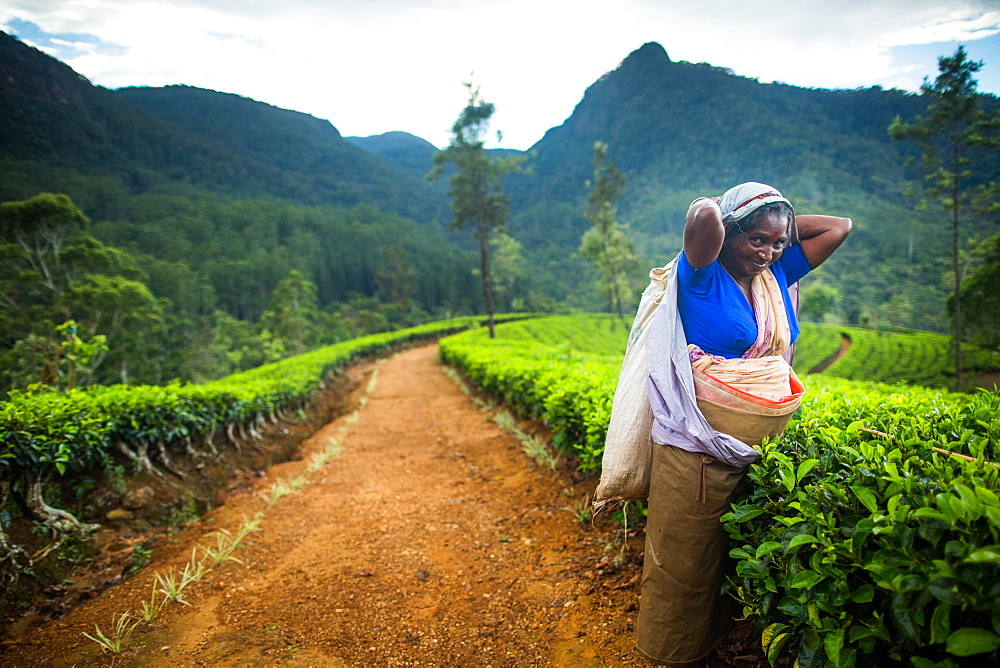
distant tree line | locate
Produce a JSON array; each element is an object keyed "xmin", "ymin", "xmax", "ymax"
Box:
[{"xmin": 0, "ymin": 191, "xmax": 484, "ymax": 395}]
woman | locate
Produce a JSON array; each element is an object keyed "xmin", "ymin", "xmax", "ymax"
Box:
[{"xmin": 636, "ymin": 182, "xmax": 851, "ymax": 666}]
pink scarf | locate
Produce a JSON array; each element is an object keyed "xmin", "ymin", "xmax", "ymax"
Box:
[{"xmin": 688, "ymin": 267, "xmax": 798, "ymax": 402}]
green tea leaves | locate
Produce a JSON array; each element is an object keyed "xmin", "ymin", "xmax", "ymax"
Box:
[
  {"xmin": 945, "ymin": 628, "xmax": 1000, "ymax": 656},
  {"xmin": 850, "ymin": 485, "xmax": 879, "ymax": 514}
]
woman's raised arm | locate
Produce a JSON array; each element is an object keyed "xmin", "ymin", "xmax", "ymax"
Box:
[
  {"xmin": 796, "ymin": 215, "xmax": 852, "ymax": 269},
  {"xmin": 683, "ymin": 198, "xmax": 725, "ymax": 269}
]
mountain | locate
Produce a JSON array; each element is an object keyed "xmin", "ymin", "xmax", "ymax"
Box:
[
  {"xmin": 0, "ymin": 31, "xmax": 448, "ymax": 224},
  {"xmin": 0, "ymin": 31, "xmax": 482, "ymax": 392},
  {"xmin": 3, "ymin": 31, "xmax": 998, "ymax": 336},
  {"xmin": 344, "ymin": 131, "xmax": 523, "ymax": 199},
  {"xmin": 503, "ymin": 42, "xmax": 1000, "ymax": 328},
  {"xmin": 344, "ymin": 131, "xmax": 440, "ymax": 181},
  {"xmin": 510, "ymin": 42, "xmax": 933, "ymax": 239},
  {"xmin": 510, "ymin": 42, "xmax": 1000, "ymax": 232}
]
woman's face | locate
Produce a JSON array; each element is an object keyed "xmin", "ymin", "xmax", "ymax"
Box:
[{"xmin": 719, "ymin": 211, "xmax": 790, "ymax": 284}]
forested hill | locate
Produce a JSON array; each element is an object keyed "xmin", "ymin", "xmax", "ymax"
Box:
[
  {"xmin": 502, "ymin": 42, "xmax": 999, "ymax": 330},
  {"xmin": 510, "ymin": 42, "xmax": 930, "ymax": 238},
  {"xmin": 3, "ymin": 29, "xmax": 999, "ymax": 350},
  {"xmin": 344, "ymin": 132, "xmax": 440, "ymax": 180},
  {"xmin": 0, "ymin": 31, "xmax": 479, "ymax": 393},
  {"xmin": 508, "ymin": 43, "xmax": 995, "ymax": 238},
  {"xmin": 0, "ymin": 31, "xmax": 448, "ymax": 224}
]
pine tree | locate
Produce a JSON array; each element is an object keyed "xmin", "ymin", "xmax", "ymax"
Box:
[
  {"xmin": 429, "ymin": 83, "xmax": 523, "ymax": 338},
  {"xmin": 889, "ymin": 46, "xmax": 1000, "ymax": 391},
  {"xmin": 579, "ymin": 142, "xmax": 636, "ymax": 321}
]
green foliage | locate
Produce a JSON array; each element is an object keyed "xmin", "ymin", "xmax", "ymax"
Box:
[
  {"xmin": 889, "ymin": 47, "xmax": 999, "ymax": 215},
  {"xmin": 0, "ymin": 192, "xmax": 89, "ymax": 291},
  {"xmin": 0, "ymin": 190, "xmax": 485, "ymax": 391},
  {"xmin": 82, "ymin": 612, "xmax": 141, "ymax": 655},
  {"xmin": 799, "ymin": 284, "xmax": 841, "ymax": 323},
  {"xmin": 442, "ymin": 314, "xmax": 1000, "ymax": 666},
  {"xmin": 0, "ymin": 315, "xmax": 509, "ymax": 515},
  {"xmin": 489, "ymin": 232, "xmax": 524, "ymax": 313},
  {"xmin": 789, "ymin": 323, "xmax": 1000, "ymax": 390},
  {"xmin": 128, "ymin": 542, "xmax": 152, "ymax": 574},
  {"xmin": 374, "ymin": 246, "xmax": 417, "ymax": 315},
  {"xmin": 818, "ymin": 325, "xmax": 1000, "ymax": 390},
  {"xmin": 91, "ymin": 195, "xmax": 480, "ymax": 325},
  {"xmin": 59, "ymin": 274, "xmax": 163, "ymax": 384},
  {"xmin": 724, "ymin": 376, "xmax": 1000, "ymax": 666},
  {"xmin": 258, "ymin": 270, "xmax": 320, "ymax": 357},
  {"xmin": 441, "ymin": 316, "xmax": 997, "ymax": 474},
  {"xmin": 958, "ymin": 233, "xmax": 1000, "ymax": 350},
  {"xmin": 791, "ymin": 323, "xmax": 844, "ymax": 375},
  {"xmin": 0, "ymin": 193, "xmax": 168, "ymax": 391},
  {"xmin": 53, "ymin": 321, "xmax": 108, "ymax": 391},
  {"xmin": 440, "ymin": 315, "xmax": 628, "ymax": 472}
]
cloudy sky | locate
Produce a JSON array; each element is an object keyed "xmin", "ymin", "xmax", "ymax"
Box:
[{"xmin": 2, "ymin": 0, "xmax": 998, "ymax": 150}]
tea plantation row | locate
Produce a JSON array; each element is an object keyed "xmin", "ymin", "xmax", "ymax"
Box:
[
  {"xmin": 440, "ymin": 315, "xmax": 1000, "ymax": 667},
  {"xmin": 801, "ymin": 325, "xmax": 1000, "ymax": 390},
  {"xmin": 0, "ymin": 316, "xmax": 521, "ymax": 557}
]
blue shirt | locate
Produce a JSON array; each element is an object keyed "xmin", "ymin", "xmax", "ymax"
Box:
[{"xmin": 677, "ymin": 244, "xmax": 812, "ymax": 358}]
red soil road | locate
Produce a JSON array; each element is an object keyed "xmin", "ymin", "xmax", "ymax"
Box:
[{"xmin": 2, "ymin": 345, "xmax": 654, "ymax": 667}]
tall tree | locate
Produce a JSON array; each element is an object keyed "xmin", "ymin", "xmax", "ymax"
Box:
[
  {"xmin": 59, "ymin": 274, "xmax": 163, "ymax": 383},
  {"xmin": 375, "ymin": 246, "xmax": 416, "ymax": 317},
  {"xmin": 0, "ymin": 193, "xmax": 89, "ymax": 294},
  {"xmin": 889, "ymin": 46, "xmax": 1000, "ymax": 391},
  {"xmin": 579, "ymin": 141, "xmax": 636, "ymax": 321},
  {"xmin": 258, "ymin": 269, "xmax": 320, "ymax": 356},
  {"xmin": 0, "ymin": 194, "xmax": 168, "ymax": 389},
  {"xmin": 799, "ymin": 283, "xmax": 841, "ymax": 323},
  {"xmin": 429, "ymin": 83, "xmax": 522, "ymax": 338}
]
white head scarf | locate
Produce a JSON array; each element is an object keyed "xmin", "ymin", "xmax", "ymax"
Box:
[{"xmin": 718, "ymin": 182, "xmax": 792, "ymax": 226}]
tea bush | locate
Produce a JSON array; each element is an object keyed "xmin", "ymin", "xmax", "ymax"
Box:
[
  {"xmin": 725, "ymin": 379, "xmax": 1000, "ymax": 666},
  {"xmin": 819, "ymin": 326, "xmax": 1000, "ymax": 390},
  {"xmin": 0, "ymin": 315, "xmax": 521, "ymax": 550},
  {"xmin": 792, "ymin": 323, "xmax": 844, "ymax": 374},
  {"xmin": 441, "ymin": 315, "xmax": 1000, "ymax": 665},
  {"xmin": 439, "ymin": 314, "xmax": 626, "ymax": 472}
]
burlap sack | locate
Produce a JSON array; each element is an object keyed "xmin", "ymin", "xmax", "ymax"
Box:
[{"xmin": 593, "ymin": 261, "xmax": 675, "ymax": 508}]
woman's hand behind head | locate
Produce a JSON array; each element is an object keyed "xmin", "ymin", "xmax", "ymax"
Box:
[{"xmin": 795, "ymin": 215, "xmax": 853, "ymax": 269}]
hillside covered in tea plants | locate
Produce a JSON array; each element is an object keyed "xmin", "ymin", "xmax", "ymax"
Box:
[{"xmin": 440, "ymin": 314, "xmax": 1000, "ymax": 666}]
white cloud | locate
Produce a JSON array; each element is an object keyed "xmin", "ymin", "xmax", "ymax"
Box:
[
  {"xmin": 634, "ymin": 1, "xmax": 999, "ymax": 90},
  {"xmin": 2, "ymin": 0, "xmax": 998, "ymax": 149}
]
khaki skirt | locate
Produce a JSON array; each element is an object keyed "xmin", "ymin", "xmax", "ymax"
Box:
[{"xmin": 636, "ymin": 443, "xmax": 747, "ymax": 665}]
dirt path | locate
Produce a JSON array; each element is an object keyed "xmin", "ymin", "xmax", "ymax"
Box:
[
  {"xmin": 807, "ymin": 333, "xmax": 851, "ymax": 374},
  {"xmin": 3, "ymin": 345, "xmax": 649, "ymax": 666}
]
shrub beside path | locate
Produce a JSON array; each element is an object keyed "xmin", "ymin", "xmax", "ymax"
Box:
[{"xmin": 3, "ymin": 345, "xmax": 649, "ymax": 666}]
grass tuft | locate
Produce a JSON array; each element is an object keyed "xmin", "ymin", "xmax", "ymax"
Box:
[
  {"xmin": 441, "ymin": 366, "xmax": 496, "ymax": 410},
  {"xmin": 494, "ymin": 410, "xmax": 560, "ymax": 471},
  {"xmin": 563, "ymin": 492, "xmax": 593, "ymax": 525},
  {"xmin": 154, "ymin": 568, "xmax": 191, "ymax": 606},
  {"xmin": 139, "ymin": 584, "xmax": 167, "ymax": 622},
  {"xmin": 83, "ymin": 612, "xmax": 141, "ymax": 654}
]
